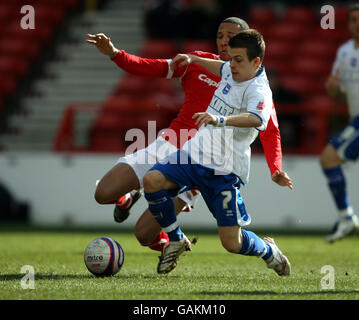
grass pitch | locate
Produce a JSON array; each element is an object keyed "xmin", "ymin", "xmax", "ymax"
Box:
[{"xmin": 1, "ymin": 226, "xmax": 359, "ymax": 300}]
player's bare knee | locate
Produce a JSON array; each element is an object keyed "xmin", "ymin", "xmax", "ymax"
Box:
[
  {"xmin": 94, "ymin": 183, "xmax": 114, "ymax": 204},
  {"xmin": 320, "ymin": 145, "xmax": 342, "ymax": 168},
  {"xmin": 143, "ymin": 170, "xmax": 164, "ymax": 193},
  {"xmin": 94, "ymin": 186, "xmax": 107, "ymax": 204}
]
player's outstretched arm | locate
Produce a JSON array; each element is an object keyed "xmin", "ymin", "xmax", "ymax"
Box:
[
  {"xmin": 192, "ymin": 112, "xmax": 261, "ymax": 128},
  {"xmin": 86, "ymin": 34, "xmax": 173, "ymax": 78},
  {"xmin": 271, "ymin": 170, "xmax": 293, "ymax": 190},
  {"xmin": 86, "ymin": 33, "xmax": 118, "ymax": 59},
  {"xmin": 170, "ymin": 54, "xmax": 224, "ymax": 77}
]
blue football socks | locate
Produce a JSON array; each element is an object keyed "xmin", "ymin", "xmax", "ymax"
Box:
[
  {"xmin": 323, "ymin": 166, "xmax": 350, "ymax": 211},
  {"xmin": 144, "ymin": 189, "xmax": 183, "ymax": 242},
  {"xmin": 239, "ymin": 229, "xmax": 272, "ymax": 260}
]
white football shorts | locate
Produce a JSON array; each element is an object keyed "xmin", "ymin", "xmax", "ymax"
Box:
[{"xmin": 116, "ymin": 136, "xmax": 200, "ymax": 209}]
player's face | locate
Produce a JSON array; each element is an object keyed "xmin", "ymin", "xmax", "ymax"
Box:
[
  {"xmin": 228, "ymin": 47, "xmax": 261, "ymax": 82},
  {"xmin": 216, "ymin": 23, "xmax": 243, "ymax": 61},
  {"xmin": 348, "ymin": 10, "xmax": 359, "ymax": 40}
]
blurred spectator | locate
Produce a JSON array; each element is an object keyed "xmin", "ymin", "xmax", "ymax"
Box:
[
  {"xmin": 217, "ymin": 0, "xmax": 250, "ymax": 21},
  {"xmin": 267, "ymin": 68, "xmax": 303, "ymax": 148},
  {"xmin": 182, "ymin": 0, "xmax": 221, "ymax": 39},
  {"xmin": 144, "ymin": 0, "xmax": 187, "ymax": 38},
  {"xmin": 144, "ymin": 0, "xmax": 250, "ymax": 40},
  {"xmin": 267, "ymin": 69, "xmax": 302, "ymax": 104}
]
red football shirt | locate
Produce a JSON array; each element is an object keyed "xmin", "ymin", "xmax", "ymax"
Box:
[{"xmin": 112, "ymin": 50, "xmax": 282, "ymax": 175}]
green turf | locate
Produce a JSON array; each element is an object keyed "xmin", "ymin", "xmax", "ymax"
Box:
[{"xmin": 0, "ymin": 229, "xmax": 359, "ymax": 300}]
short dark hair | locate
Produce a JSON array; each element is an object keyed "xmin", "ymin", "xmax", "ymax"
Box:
[
  {"xmin": 349, "ymin": 3, "xmax": 359, "ymax": 18},
  {"xmin": 228, "ymin": 29, "xmax": 265, "ymax": 63},
  {"xmin": 221, "ymin": 17, "xmax": 249, "ymax": 31}
]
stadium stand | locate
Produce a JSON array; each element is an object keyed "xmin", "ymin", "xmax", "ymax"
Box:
[
  {"xmin": 248, "ymin": 5, "xmax": 349, "ymax": 153},
  {"xmin": 0, "ymin": 2, "xmax": 352, "ymax": 155},
  {"xmin": 0, "ymin": 0, "xmax": 141, "ymax": 151},
  {"xmin": 0, "ymin": 0, "xmax": 81, "ymax": 140}
]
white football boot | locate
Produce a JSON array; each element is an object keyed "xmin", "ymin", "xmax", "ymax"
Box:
[
  {"xmin": 325, "ymin": 214, "xmax": 359, "ymax": 243},
  {"xmin": 263, "ymin": 237, "xmax": 291, "ymax": 276},
  {"xmin": 157, "ymin": 234, "xmax": 192, "ymax": 274}
]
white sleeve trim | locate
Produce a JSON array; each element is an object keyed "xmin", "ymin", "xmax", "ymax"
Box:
[{"xmin": 166, "ymin": 59, "xmax": 173, "ymax": 79}]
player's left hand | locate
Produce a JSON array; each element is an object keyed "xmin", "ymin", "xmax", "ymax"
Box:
[
  {"xmin": 271, "ymin": 170, "xmax": 293, "ymax": 190},
  {"xmin": 170, "ymin": 54, "xmax": 195, "ymax": 71},
  {"xmin": 193, "ymin": 112, "xmax": 217, "ymax": 127}
]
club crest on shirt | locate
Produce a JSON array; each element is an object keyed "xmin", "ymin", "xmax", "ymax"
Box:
[
  {"xmin": 256, "ymin": 101, "xmax": 265, "ymax": 110},
  {"xmin": 222, "ymin": 83, "xmax": 231, "ymax": 95},
  {"xmin": 351, "ymin": 57, "xmax": 357, "ymax": 67}
]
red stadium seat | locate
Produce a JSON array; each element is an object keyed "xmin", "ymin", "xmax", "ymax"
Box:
[
  {"xmin": 0, "ymin": 57, "xmax": 29, "ymax": 80},
  {"xmin": 313, "ymin": 26, "xmax": 351, "ymax": 45},
  {"xmin": 283, "ymin": 6, "xmax": 318, "ymax": 25},
  {"xmin": 291, "ymin": 57, "xmax": 331, "ymax": 77},
  {"xmin": 0, "ymin": 3, "xmax": 18, "ymax": 27},
  {"xmin": 33, "ymin": 5, "xmax": 65, "ymax": 26},
  {"xmin": 90, "ymin": 135, "xmax": 127, "ymax": 152},
  {"xmin": 91, "ymin": 112, "xmax": 166, "ymax": 147},
  {"xmin": 0, "ymin": 76, "xmax": 17, "ymax": 96},
  {"xmin": 90, "ymin": 115, "xmax": 128, "ymax": 151},
  {"xmin": 140, "ymin": 39, "xmax": 177, "ymax": 58},
  {"xmin": 102, "ymin": 94, "xmax": 177, "ymax": 125},
  {"xmin": 262, "ymin": 58, "xmax": 289, "ymax": 76},
  {"xmin": 115, "ymin": 76, "xmax": 174, "ymax": 96},
  {"xmin": 36, "ymin": 0, "xmax": 80, "ymax": 10},
  {"xmin": 307, "ymin": 94, "xmax": 337, "ymax": 108},
  {"xmin": 298, "ymin": 40, "xmax": 338, "ymax": 61},
  {"xmin": 6, "ymin": 21, "xmax": 54, "ymax": 44},
  {"xmin": 0, "ymin": 39, "xmax": 41, "ymax": 61},
  {"xmin": 115, "ymin": 76, "xmax": 145, "ymax": 95},
  {"xmin": 281, "ymin": 76, "xmax": 327, "ymax": 96},
  {"xmin": 334, "ymin": 6, "xmax": 349, "ymax": 24},
  {"xmin": 181, "ymin": 40, "xmax": 216, "ymax": 54},
  {"xmin": 102, "ymin": 95, "xmax": 137, "ymax": 114},
  {"xmin": 249, "ymin": 7, "xmax": 277, "ymax": 25},
  {"xmin": 265, "ymin": 40, "xmax": 294, "ymax": 60},
  {"xmin": 90, "ymin": 118, "xmax": 128, "ymax": 152},
  {"xmin": 266, "ymin": 22, "xmax": 312, "ymax": 42},
  {"xmin": 137, "ymin": 95, "xmax": 179, "ymax": 115}
]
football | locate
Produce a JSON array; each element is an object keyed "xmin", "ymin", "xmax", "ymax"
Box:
[{"xmin": 84, "ymin": 237, "xmax": 125, "ymax": 276}]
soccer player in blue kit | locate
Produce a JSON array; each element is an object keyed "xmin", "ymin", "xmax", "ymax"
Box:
[
  {"xmin": 142, "ymin": 30, "xmax": 291, "ymax": 276},
  {"xmin": 321, "ymin": 4, "xmax": 359, "ymax": 242}
]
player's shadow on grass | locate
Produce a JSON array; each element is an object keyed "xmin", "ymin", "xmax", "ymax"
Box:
[
  {"xmin": 0, "ymin": 274, "xmax": 159, "ymax": 281},
  {"xmin": 0, "ymin": 274, "xmax": 96, "ymax": 280},
  {"xmin": 196, "ymin": 290, "xmax": 359, "ymax": 296}
]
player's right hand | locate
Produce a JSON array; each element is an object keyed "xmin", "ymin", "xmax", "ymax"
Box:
[
  {"xmin": 271, "ymin": 170, "xmax": 293, "ymax": 190},
  {"xmin": 192, "ymin": 112, "xmax": 217, "ymax": 127},
  {"xmin": 86, "ymin": 33, "xmax": 118, "ymax": 59},
  {"xmin": 326, "ymin": 69, "xmax": 340, "ymax": 97}
]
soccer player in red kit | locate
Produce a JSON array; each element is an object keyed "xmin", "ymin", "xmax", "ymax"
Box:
[{"xmin": 86, "ymin": 17, "xmax": 292, "ymax": 252}]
